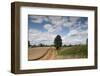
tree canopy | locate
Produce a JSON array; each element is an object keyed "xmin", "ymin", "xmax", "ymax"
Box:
[{"xmin": 54, "ymin": 35, "xmax": 62, "ymax": 50}]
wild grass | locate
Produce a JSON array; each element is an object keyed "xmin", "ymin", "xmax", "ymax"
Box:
[{"xmin": 58, "ymin": 45, "xmax": 88, "ymax": 58}]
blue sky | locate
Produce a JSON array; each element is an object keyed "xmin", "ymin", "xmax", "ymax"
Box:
[{"xmin": 28, "ymin": 15, "xmax": 88, "ymax": 45}]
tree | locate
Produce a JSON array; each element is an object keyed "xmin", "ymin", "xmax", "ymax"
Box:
[
  {"xmin": 86, "ymin": 39, "xmax": 88, "ymax": 45},
  {"xmin": 63, "ymin": 44, "xmax": 67, "ymax": 47},
  {"xmin": 28, "ymin": 41, "xmax": 31, "ymax": 47},
  {"xmin": 54, "ymin": 35, "xmax": 62, "ymax": 50},
  {"xmin": 39, "ymin": 43, "xmax": 44, "ymax": 47}
]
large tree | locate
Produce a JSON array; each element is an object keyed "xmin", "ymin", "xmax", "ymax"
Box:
[
  {"xmin": 28, "ymin": 41, "xmax": 31, "ymax": 47},
  {"xmin": 54, "ymin": 35, "xmax": 62, "ymax": 50}
]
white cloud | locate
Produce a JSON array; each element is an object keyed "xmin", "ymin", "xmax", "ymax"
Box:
[
  {"xmin": 43, "ymin": 16, "xmax": 81, "ymax": 34},
  {"xmin": 28, "ymin": 29, "xmax": 41, "ymax": 44},
  {"xmin": 29, "ymin": 28, "xmax": 56, "ymax": 45},
  {"xmin": 29, "ymin": 15, "xmax": 46, "ymax": 23},
  {"xmin": 44, "ymin": 24, "xmax": 52, "ymax": 32},
  {"xmin": 67, "ymin": 30, "xmax": 78, "ymax": 37},
  {"xmin": 63, "ymin": 17, "xmax": 79, "ymax": 27},
  {"xmin": 62, "ymin": 29, "xmax": 88, "ymax": 45},
  {"xmin": 48, "ymin": 16, "xmax": 63, "ymax": 26},
  {"xmin": 29, "ymin": 15, "xmax": 88, "ymax": 45},
  {"xmin": 44, "ymin": 23, "xmax": 62, "ymax": 33},
  {"xmin": 43, "ymin": 16, "xmax": 64, "ymax": 33},
  {"xmin": 29, "ymin": 29, "xmax": 87, "ymax": 45},
  {"xmin": 29, "ymin": 28, "xmax": 87, "ymax": 45}
]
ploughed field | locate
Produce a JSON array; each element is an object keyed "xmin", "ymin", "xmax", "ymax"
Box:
[{"xmin": 28, "ymin": 45, "xmax": 87, "ymax": 60}]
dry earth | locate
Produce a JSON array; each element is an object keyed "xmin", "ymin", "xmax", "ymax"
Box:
[{"xmin": 28, "ymin": 47, "xmax": 57, "ymax": 60}]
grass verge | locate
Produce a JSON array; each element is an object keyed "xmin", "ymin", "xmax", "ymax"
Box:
[{"xmin": 58, "ymin": 45, "xmax": 88, "ymax": 58}]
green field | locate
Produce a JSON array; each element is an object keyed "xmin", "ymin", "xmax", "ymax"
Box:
[{"xmin": 57, "ymin": 45, "xmax": 88, "ymax": 59}]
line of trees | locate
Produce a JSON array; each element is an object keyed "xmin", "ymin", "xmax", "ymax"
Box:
[
  {"xmin": 28, "ymin": 35, "xmax": 63, "ymax": 50},
  {"xmin": 28, "ymin": 42, "xmax": 54, "ymax": 47},
  {"xmin": 28, "ymin": 35, "xmax": 88, "ymax": 50}
]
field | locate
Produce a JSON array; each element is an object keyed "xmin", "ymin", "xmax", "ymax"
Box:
[
  {"xmin": 57, "ymin": 45, "xmax": 88, "ymax": 59},
  {"xmin": 28, "ymin": 45, "xmax": 88, "ymax": 60}
]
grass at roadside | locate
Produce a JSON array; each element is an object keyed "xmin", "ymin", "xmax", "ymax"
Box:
[{"xmin": 57, "ymin": 45, "xmax": 88, "ymax": 58}]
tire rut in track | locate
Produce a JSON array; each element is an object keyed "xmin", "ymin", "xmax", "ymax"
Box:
[{"xmin": 29, "ymin": 47, "xmax": 57, "ymax": 60}]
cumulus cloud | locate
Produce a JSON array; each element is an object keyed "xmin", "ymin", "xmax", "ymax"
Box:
[
  {"xmin": 44, "ymin": 23, "xmax": 62, "ymax": 33},
  {"xmin": 62, "ymin": 29, "xmax": 88, "ymax": 45},
  {"xmin": 29, "ymin": 15, "xmax": 49, "ymax": 23},
  {"xmin": 63, "ymin": 17, "xmax": 79, "ymax": 27},
  {"xmin": 28, "ymin": 15, "xmax": 88, "ymax": 45},
  {"xmin": 28, "ymin": 28, "xmax": 56, "ymax": 45},
  {"xmin": 43, "ymin": 16, "xmax": 85, "ymax": 34}
]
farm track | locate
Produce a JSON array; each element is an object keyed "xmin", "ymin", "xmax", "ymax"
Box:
[
  {"xmin": 28, "ymin": 46, "xmax": 87, "ymax": 60},
  {"xmin": 40, "ymin": 47, "xmax": 57, "ymax": 60},
  {"xmin": 28, "ymin": 47, "xmax": 57, "ymax": 60}
]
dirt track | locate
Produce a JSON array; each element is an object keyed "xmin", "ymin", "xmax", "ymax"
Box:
[{"xmin": 28, "ymin": 47, "xmax": 57, "ymax": 60}]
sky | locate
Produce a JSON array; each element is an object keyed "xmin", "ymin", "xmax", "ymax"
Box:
[{"xmin": 28, "ymin": 15, "xmax": 88, "ymax": 45}]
